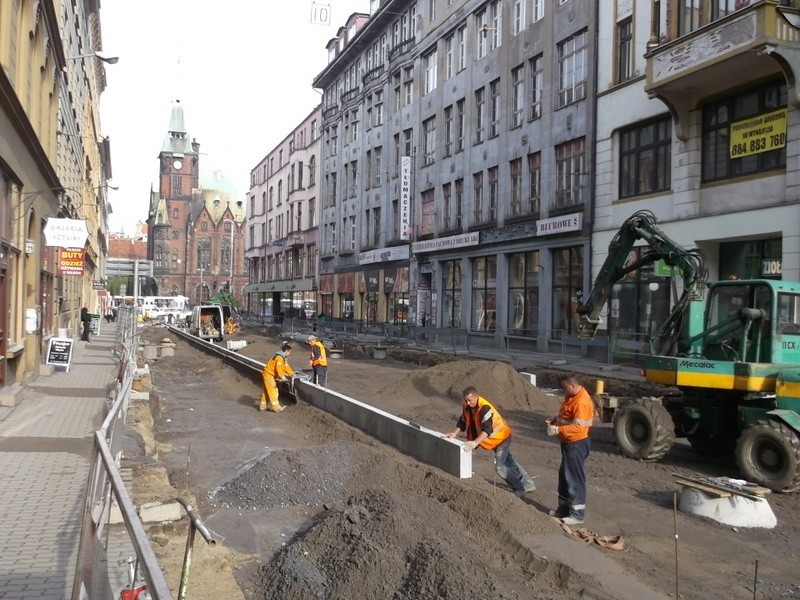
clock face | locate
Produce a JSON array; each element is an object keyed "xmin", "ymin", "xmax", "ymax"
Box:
[{"xmin": 173, "ymin": 159, "xmax": 183, "ymax": 169}]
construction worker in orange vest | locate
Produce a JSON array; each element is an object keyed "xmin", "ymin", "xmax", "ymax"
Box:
[
  {"xmin": 307, "ymin": 334, "xmax": 328, "ymax": 386},
  {"xmin": 444, "ymin": 386, "xmax": 537, "ymax": 498},
  {"xmin": 259, "ymin": 342, "xmax": 294, "ymax": 413},
  {"xmin": 547, "ymin": 374, "xmax": 594, "ymax": 525}
]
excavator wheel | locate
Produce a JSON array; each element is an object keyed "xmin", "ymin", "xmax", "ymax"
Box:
[
  {"xmin": 735, "ymin": 420, "xmax": 800, "ymax": 493},
  {"xmin": 612, "ymin": 398, "xmax": 675, "ymax": 461}
]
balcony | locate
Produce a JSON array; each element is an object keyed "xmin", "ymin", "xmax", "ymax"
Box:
[
  {"xmin": 286, "ymin": 233, "xmax": 305, "ymax": 248},
  {"xmin": 646, "ymin": 1, "xmax": 800, "ymax": 136}
]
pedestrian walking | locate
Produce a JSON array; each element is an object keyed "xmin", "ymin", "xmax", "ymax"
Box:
[
  {"xmin": 259, "ymin": 342, "xmax": 294, "ymax": 413},
  {"xmin": 307, "ymin": 335, "xmax": 328, "ymax": 386},
  {"xmin": 80, "ymin": 306, "xmax": 92, "ymax": 342},
  {"xmin": 547, "ymin": 374, "xmax": 595, "ymax": 525},
  {"xmin": 444, "ymin": 386, "xmax": 537, "ymax": 498}
]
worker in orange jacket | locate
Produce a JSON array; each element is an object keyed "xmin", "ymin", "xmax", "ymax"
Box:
[
  {"xmin": 445, "ymin": 386, "xmax": 537, "ymax": 498},
  {"xmin": 307, "ymin": 334, "xmax": 328, "ymax": 386},
  {"xmin": 259, "ymin": 342, "xmax": 294, "ymax": 413},
  {"xmin": 547, "ymin": 374, "xmax": 595, "ymax": 525}
]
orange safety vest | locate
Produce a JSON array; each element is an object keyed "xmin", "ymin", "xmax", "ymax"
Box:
[
  {"xmin": 463, "ymin": 396, "xmax": 511, "ymax": 450},
  {"xmin": 556, "ymin": 386, "xmax": 594, "ymax": 442},
  {"xmin": 310, "ymin": 340, "xmax": 328, "ymax": 367},
  {"xmin": 264, "ymin": 352, "xmax": 294, "ymax": 379}
]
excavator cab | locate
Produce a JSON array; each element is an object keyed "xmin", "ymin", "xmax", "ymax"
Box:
[{"xmin": 702, "ymin": 281, "xmax": 773, "ymax": 363}]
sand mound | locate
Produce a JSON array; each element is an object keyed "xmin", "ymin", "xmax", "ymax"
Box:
[{"xmin": 377, "ymin": 359, "xmax": 553, "ymax": 412}]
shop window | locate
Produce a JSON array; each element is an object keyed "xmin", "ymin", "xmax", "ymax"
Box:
[
  {"xmin": 508, "ymin": 251, "xmax": 539, "ymax": 335},
  {"xmin": 471, "ymin": 256, "xmax": 497, "ymax": 331},
  {"xmin": 442, "ymin": 260, "xmax": 463, "ymax": 328},
  {"xmin": 551, "ymin": 246, "xmax": 583, "ymax": 337}
]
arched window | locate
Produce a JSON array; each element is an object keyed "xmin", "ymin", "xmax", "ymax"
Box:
[{"xmin": 201, "ymin": 221, "xmax": 208, "ymax": 231}]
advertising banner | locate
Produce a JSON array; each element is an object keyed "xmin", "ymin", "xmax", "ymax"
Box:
[
  {"xmin": 400, "ymin": 156, "xmax": 411, "ymax": 241},
  {"xmin": 729, "ymin": 108, "xmax": 787, "ymax": 158},
  {"xmin": 58, "ymin": 248, "xmax": 85, "ymax": 276}
]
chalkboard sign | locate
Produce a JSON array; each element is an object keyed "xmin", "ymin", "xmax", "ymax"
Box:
[
  {"xmin": 89, "ymin": 314, "xmax": 101, "ymax": 335},
  {"xmin": 46, "ymin": 337, "xmax": 74, "ymax": 372}
]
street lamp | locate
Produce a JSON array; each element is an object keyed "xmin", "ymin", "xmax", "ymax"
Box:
[{"xmin": 65, "ymin": 51, "xmax": 119, "ymax": 64}]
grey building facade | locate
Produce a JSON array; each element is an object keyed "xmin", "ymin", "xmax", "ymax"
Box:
[{"xmin": 313, "ymin": 0, "xmax": 597, "ymax": 350}]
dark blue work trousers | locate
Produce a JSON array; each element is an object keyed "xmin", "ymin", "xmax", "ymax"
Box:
[{"xmin": 557, "ymin": 437, "xmax": 591, "ymax": 520}]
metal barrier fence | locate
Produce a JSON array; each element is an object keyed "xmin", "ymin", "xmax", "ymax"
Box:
[
  {"xmin": 243, "ymin": 316, "xmax": 655, "ymax": 366},
  {"xmin": 71, "ymin": 307, "xmax": 173, "ymax": 600}
]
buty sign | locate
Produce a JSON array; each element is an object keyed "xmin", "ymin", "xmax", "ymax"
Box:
[
  {"xmin": 44, "ymin": 218, "xmax": 89, "ymax": 248},
  {"xmin": 58, "ymin": 248, "xmax": 85, "ymax": 276}
]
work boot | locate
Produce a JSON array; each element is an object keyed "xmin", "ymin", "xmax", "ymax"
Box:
[
  {"xmin": 560, "ymin": 516, "xmax": 584, "ymax": 526},
  {"xmin": 259, "ymin": 403, "xmax": 267, "ymax": 412},
  {"xmin": 522, "ymin": 480, "xmax": 536, "ymax": 493},
  {"xmin": 269, "ymin": 404, "xmax": 285, "ymax": 413},
  {"xmin": 548, "ymin": 508, "xmax": 569, "ymax": 519}
]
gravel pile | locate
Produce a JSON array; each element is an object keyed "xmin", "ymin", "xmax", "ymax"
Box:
[{"xmin": 210, "ymin": 443, "xmax": 359, "ymax": 510}]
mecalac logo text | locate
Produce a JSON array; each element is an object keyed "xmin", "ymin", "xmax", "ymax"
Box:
[{"xmin": 678, "ymin": 360, "xmax": 716, "ymax": 369}]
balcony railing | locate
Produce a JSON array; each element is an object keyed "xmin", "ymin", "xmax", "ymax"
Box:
[{"xmin": 388, "ymin": 38, "xmax": 415, "ymax": 62}]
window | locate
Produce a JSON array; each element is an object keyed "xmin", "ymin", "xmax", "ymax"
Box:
[
  {"xmin": 172, "ymin": 208, "xmax": 179, "ymax": 218},
  {"xmin": 679, "ymin": 0, "xmax": 740, "ymax": 36},
  {"xmin": 512, "ymin": 0, "xmax": 525, "ymax": 36},
  {"xmin": 374, "ymin": 91, "xmax": 383, "ymax": 126},
  {"xmin": 471, "ymin": 256, "xmax": 497, "ymax": 331},
  {"xmin": 421, "ymin": 189, "xmax": 435, "ymax": 235},
  {"xmin": 423, "ymin": 117, "xmax": 436, "ymax": 166},
  {"xmin": 373, "ymin": 207, "xmax": 381, "ymax": 245},
  {"xmin": 444, "ymin": 105, "xmax": 454, "ymax": 156},
  {"xmin": 404, "ymin": 67, "xmax": 414, "ymax": 106},
  {"xmin": 424, "ymin": 48, "xmax": 438, "ymax": 94},
  {"xmin": 620, "ymin": 116, "xmax": 672, "ymax": 198},
  {"xmin": 329, "ymin": 126, "xmax": 339, "ymax": 156},
  {"xmin": 558, "ymin": 30, "xmax": 587, "ymax": 107},
  {"xmin": 473, "ymin": 171, "xmax": 483, "ymax": 224},
  {"xmin": 170, "ymin": 175, "xmax": 181, "ymax": 196},
  {"xmin": 532, "ymin": 0, "xmax": 544, "ymax": 22},
  {"xmin": 529, "ymin": 55, "xmax": 543, "ymax": 120},
  {"xmin": 489, "ymin": 1, "xmax": 502, "ymax": 50},
  {"xmin": 394, "ymin": 70, "xmax": 402, "ymax": 111},
  {"xmin": 200, "ymin": 221, "xmax": 208, "ymax": 232},
  {"xmin": 429, "ymin": 0, "xmax": 436, "ymax": 21},
  {"xmin": 510, "ymin": 158, "xmax": 522, "ymax": 216},
  {"xmin": 527, "ymin": 152, "xmax": 541, "ymax": 214},
  {"xmin": 442, "ymin": 182, "xmax": 451, "ymax": 230},
  {"xmin": 374, "ymin": 146, "xmax": 383, "ymax": 186},
  {"xmin": 455, "ymin": 99, "xmax": 465, "ymax": 152},
  {"xmin": 475, "ymin": 87, "xmax": 485, "ymax": 144},
  {"xmin": 350, "ymin": 216, "xmax": 357, "ymax": 251},
  {"xmin": 475, "ymin": 8, "xmax": 487, "ymax": 58},
  {"xmin": 457, "ymin": 25, "xmax": 467, "ymax": 72},
  {"xmin": 702, "ymin": 81, "xmax": 787, "ymax": 182},
  {"xmin": 489, "ymin": 78, "xmax": 500, "ymax": 138},
  {"xmin": 618, "ymin": 17, "xmax": 633, "ymax": 84},
  {"xmin": 511, "ymin": 66, "xmax": 524, "ymax": 128},
  {"xmin": 442, "ymin": 260, "xmax": 463, "ymax": 328},
  {"xmin": 455, "ymin": 178, "xmax": 464, "ymax": 229},
  {"xmin": 309, "ymin": 197, "xmax": 316, "ymax": 227},
  {"xmin": 555, "ymin": 138, "xmax": 586, "ymax": 207},
  {"xmin": 488, "ymin": 166, "xmax": 498, "ymax": 222},
  {"xmin": 552, "ymin": 246, "xmax": 583, "ymax": 337},
  {"xmin": 309, "ymin": 155, "xmax": 317, "ymax": 186},
  {"xmin": 508, "ymin": 251, "xmax": 540, "ymax": 334},
  {"xmin": 445, "ymin": 32, "xmax": 454, "ymax": 79},
  {"xmin": 349, "ymin": 160, "xmax": 358, "ymax": 197},
  {"xmin": 403, "ymin": 128, "xmax": 414, "ymax": 158}
]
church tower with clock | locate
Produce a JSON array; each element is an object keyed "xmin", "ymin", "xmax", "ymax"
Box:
[{"xmin": 148, "ymin": 100, "xmax": 246, "ymax": 304}]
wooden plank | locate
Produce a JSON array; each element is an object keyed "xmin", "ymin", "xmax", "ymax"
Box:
[
  {"xmin": 675, "ymin": 477, "xmax": 732, "ymax": 498},
  {"xmin": 672, "ymin": 473, "xmax": 765, "ymax": 500}
]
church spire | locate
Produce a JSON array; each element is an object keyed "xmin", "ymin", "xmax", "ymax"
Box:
[{"xmin": 161, "ymin": 99, "xmax": 193, "ymax": 155}]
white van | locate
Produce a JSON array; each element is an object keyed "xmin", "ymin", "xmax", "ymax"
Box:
[{"xmin": 190, "ymin": 304, "xmax": 225, "ymax": 341}]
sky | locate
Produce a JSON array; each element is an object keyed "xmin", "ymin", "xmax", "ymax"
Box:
[{"xmin": 100, "ymin": 0, "xmax": 369, "ymax": 235}]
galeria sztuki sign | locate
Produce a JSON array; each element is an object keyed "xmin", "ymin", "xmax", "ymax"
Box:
[{"xmin": 44, "ymin": 218, "xmax": 89, "ymax": 277}]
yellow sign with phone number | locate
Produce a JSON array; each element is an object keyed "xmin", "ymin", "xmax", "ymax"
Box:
[{"xmin": 729, "ymin": 108, "xmax": 787, "ymax": 158}]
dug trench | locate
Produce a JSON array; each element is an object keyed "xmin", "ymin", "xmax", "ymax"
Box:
[{"xmin": 125, "ymin": 326, "xmax": 800, "ymax": 599}]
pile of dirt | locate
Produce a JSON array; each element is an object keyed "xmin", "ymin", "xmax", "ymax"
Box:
[{"xmin": 378, "ymin": 359, "xmax": 553, "ymax": 412}]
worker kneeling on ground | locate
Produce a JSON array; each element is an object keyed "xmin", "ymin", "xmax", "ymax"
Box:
[
  {"xmin": 307, "ymin": 334, "xmax": 328, "ymax": 386},
  {"xmin": 260, "ymin": 342, "xmax": 294, "ymax": 413},
  {"xmin": 444, "ymin": 386, "xmax": 537, "ymax": 498},
  {"xmin": 225, "ymin": 316, "xmax": 239, "ymax": 335}
]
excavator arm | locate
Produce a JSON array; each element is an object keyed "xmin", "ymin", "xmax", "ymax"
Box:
[{"xmin": 576, "ymin": 211, "xmax": 708, "ymax": 355}]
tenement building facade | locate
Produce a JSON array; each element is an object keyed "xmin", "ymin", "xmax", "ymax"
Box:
[
  {"xmin": 244, "ymin": 107, "xmax": 321, "ymax": 319},
  {"xmin": 592, "ymin": 1, "xmax": 800, "ymax": 348},
  {"xmin": 314, "ymin": 0, "xmax": 596, "ymax": 349}
]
